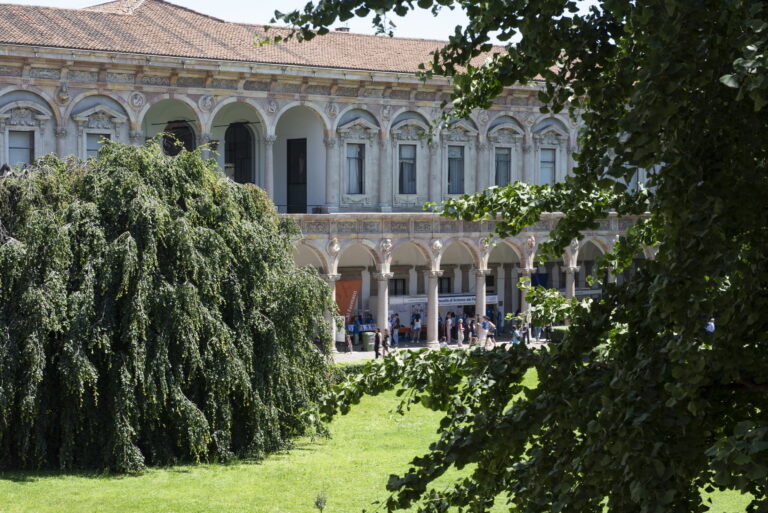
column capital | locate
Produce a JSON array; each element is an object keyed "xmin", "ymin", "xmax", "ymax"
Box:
[
  {"xmin": 324, "ymin": 136, "xmax": 337, "ymax": 148},
  {"xmin": 54, "ymin": 127, "xmax": 67, "ymax": 138},
  {"xmin": 564, "ymin": 266, "xmax": 580, "ymax": 274},
  {"xmin": 264, "ymin": 134, "xmax": 277, "ymax": 145},
  {"xmin": 426, "ymin": 270, "xmax": 443, "ymax": 278},
  {"xmin": 321, "ymin": 273, "xmax": 341, "ymax": 283},
  {"xmin": 374, "ymin": 272, "xmax": 394, "ymax": 281},
  {"xmin": 474, "ymin": 268, "xmax": 491, "ymax": 277}
]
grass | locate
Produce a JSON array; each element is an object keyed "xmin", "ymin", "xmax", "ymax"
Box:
[{"xmin": 0, "ymin": 371, "xmax": 753, "ymax": 513}]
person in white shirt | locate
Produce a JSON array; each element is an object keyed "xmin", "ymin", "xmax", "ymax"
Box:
[
  {"xmin": 413, "ymin": 317, "xmax": 422, "ymax": 343},
  {"xmin": 445, "ymin": 313, "xmax": 453, "ymax": 345}
]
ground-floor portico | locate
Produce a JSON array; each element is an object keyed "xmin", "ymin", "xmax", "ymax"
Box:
[{"xmin": 289, "ymin": 212, "xmax": 648, "ymax": 348}]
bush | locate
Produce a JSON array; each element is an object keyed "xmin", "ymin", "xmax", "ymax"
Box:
[{"xmin": 0, "ymin": 141, "xmax": 335, "ymax": 471}]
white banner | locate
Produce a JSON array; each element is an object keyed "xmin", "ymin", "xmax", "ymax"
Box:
[{"xmin": 388, "ymin": 294, "xmax": 498, "ymax": 306}]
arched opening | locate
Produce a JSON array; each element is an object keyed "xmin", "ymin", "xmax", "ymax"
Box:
[
  {"xmin": 141, "ymin": 99, "xmax": 199, "ymax": 156},
  {"xmin": 293, "ymin": 244, "xmax": 326, "ymax": 274},
  {"xmin": 488, "ymin": 241, "xmax": 522, "ymax": 326},
  {"xmin": 225, "ymin": 123, "xmax": 253, "ymax": 183},
  {"xmin": 388, "ymin": 241, "xmax": 431, "ymax": 341},
  {"xmin": 439, "ymin": 240, "xmax": 483, "ymax": 322},
  {"xmin": 275, "ymin": 105, "xmax": 326, "ymax": 213},
  {"xmin": 162, "ymin": 121, "xmax": 195, "ymax": 156},
  {"xmin": 337, "ymin": 243, "xmax": 378, "ymax": 323},
  {"xmin": 577, "ymin": 240, "xmax": 606, "ymax": 298},
  {"xmin": 211, "ymin": 102, "xmax": 263, "ymax": 185}
]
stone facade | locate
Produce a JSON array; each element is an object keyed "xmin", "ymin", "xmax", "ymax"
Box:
[{"xmin": 0, "ymin": 1, "xmax": 649, "ymax": 348}]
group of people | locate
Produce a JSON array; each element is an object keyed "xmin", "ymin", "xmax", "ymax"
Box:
[{"xmin": 438, "ymin": 312, "xmax": 498, "ymax": 349}]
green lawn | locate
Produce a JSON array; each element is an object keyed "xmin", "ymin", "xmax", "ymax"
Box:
[{"xmin": 0, "ymin": 370, "xmax": 752, "ymax": 513}]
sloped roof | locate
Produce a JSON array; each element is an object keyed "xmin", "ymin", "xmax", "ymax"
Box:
[{"xmin": 0, "ymin": 0, "xmax": 475, "ymax": 73}]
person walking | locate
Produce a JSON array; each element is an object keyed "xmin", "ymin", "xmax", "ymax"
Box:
[
  {"xmin": 456, "ymin": 317, "xmax": 465, "ymax": 347},
  {"xmin": 483, "ymin": 316, "xmax": 497, "ymax": 349},
  {"xmin": 445, "ymin": 313, "xmax": 453, "ymax": 345},
  {"xmin": 390, "ymin": 314, "xmax": 400, "ymax": 348},
  {"xmin": 469, "ymin": 316, "xmax": 477, "ymax": 345},
  {"xmin": 382, "ymin": 328, "xmax": 390, "ymax": 356},
  {"xmin": 374, "ymin": 328, "xmax": 382, "ymax": 359},
  {"xmin": 512, "ymin": 325, "xmax": 521, "ymax": 345},
  {"xmin": 521, "ymin": 322, "xmax": 530, "ymax": 345}
]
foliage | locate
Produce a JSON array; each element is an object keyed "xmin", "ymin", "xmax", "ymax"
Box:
[
  {"xmin": 0, "ymin": 141, "xmax": 334, "ymax": 472},
  {"xmin": 271, "ymin": 0, "xmax": 768, "ymax": 512}
]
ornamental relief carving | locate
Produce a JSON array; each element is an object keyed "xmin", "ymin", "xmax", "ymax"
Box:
[
  {"xmin": 442, "ymin": 125, "xmax": 474, "ymax": 142},
  {"xmin": 534, "ymin": 129, "xmax": 566, "ymax": 146},
  {"xmin": 8, "ymin": 108, "xmax": 39, "ymax": 126},
  {"xmin": 392, "ymin": 124, "xmax": 424, "ymax": 142},
  {"xmin": 84, "ymin": 111, "xmax": 114, "ymax": 130},
  {"xmin": 489, "ymin": 128, "xmax": 523, "ymax": 144}
]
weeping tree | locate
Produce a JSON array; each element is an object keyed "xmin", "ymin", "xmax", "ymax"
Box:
[
  {"xmin": 270, "ymin": 0, "xmax": 768, "ymax": 512},
  {"xmin": 0, "ymin": 140, "xmax": 334, "ymax": 472}
]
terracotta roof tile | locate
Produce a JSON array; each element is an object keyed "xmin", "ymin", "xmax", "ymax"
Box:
[{"xmin": 0, "ymin": 0, "xmax": 477, "ymax": 74}]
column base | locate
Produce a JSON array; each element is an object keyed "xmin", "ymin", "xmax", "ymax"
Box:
[{"xmin": 425, "ymin": 339, "xmax": 440, "ymax": 350}]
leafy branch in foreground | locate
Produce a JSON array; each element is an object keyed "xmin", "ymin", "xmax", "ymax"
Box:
[{"xmin": 273, "ymin": 0, "xmax": 767, "ymax": 511}]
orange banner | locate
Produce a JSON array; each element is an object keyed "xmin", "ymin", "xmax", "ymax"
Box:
[{"xmin": 335, "ymin": 280, "xmax": 362, "ymax": 321}]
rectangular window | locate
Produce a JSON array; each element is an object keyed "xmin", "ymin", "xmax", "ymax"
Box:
[
  {"xmin": 8, "ymin": 131, "xmax": 34, "ymax": 167},
  {"xmin": 485, "ymin": 274, "xmax": 496, "ymax": 289},
  {"xmin": 398, "ymin": 144, "xmax": 417, "ymax": 194},
  {"xmin": 389, "ymin": 278, "xmax": 407, "ymax": 296},
  {"xmin": 438, "ymin": 277, "xmax": 452, "ymax": 294},
  {"xmin": 540, "ymin": 148, "xmax": 556, "ymax": 186},
  {"xmin": 86, "ymin": 133, "xmax": 110, "ymax": 159},
  {"xmin": 495, "ymin": 147, "xmax": 512, "ymax": 186},
  {"xmin": 447, "ymin": 145, "xmax": 464, "ymax": 194},
  {"xmin": 346, "ymin": 143, "xmax": 365, "ymax": 194}
]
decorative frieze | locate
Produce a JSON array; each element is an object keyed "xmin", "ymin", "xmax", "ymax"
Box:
[
  {"xmin": 29, "ymin": 68, "xmax": 60, "ymax": 79},
  {"xmin": 69, "ymin": 70, "xmax": 98, "ymax": 82},
  {"xmin": 176, "ymin": 76, "xmax": 205, "ymax": 88},
  {"xmin": 305, "ymin": 84, "xmax": 331, "ymax": 95},
  {"xmin": 390, "ymin": 89, "xmax": 410, "ymax": 100},
  {"xmin": 212, "ymin": 78, "xmax": 237, "ymax": 90},
  {"xmin": 390, "ymin": 221, "xmax": 409, "ymax": 233},
  {"xmin": 415, "ymin": 91, "xmax": 436, "ymax": 101},
  {"xmin": 0, "ymin": 65, "xmax": 22, "ymax": 77},
  {"xmin": 107, "ymin": 72, "xmax": 135, "ymax": 84},
  {"xmin": 414, "ymin": 221, "xmax": 432, "ymax": 233},
  {"xmin": 335, "ymin": 86, "xmax": 358, "ymax": 97},
  {"xmin": 142, "ymin": 75, "xmax": 170, "ymax": 86},
  {"xmin": 336, "ymin": 221, "xmax": 358, "ymax": 234},
  {"xmin": 244, "ymin": 80, "xmax": 270, "ymax": 91},
  {"xmin": 274, "ymin": 81, "xmax": 300, "ymax": 93}
]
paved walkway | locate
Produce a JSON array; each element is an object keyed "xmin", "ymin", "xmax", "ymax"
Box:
[{"xmin": 333, "ymin": 338, "xmax": 549, "ymax": 362}]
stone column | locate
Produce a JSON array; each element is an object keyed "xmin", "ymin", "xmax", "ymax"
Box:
[
  {"xmin": 324, "ymin": 136, "xmax": 338, "ymax": 212},
  {"xmin": 564, "ymin": 266, "xmax": 579, "ymax": 299},
  {"xmin": 54, "ymin": 127, "xmax": 67, "ymax": 157},
  {"xmin": 426, "ymin": 270, "xmax": 442, "ymax": 348},
  {"xmin": 475, "ymin": 269, "xmax": 489, "ymax": 320},
  {"xmin": 428, "ymin": 141, "xmax": 441, "ymax": 203},
  {"xmin": 199, "ymin": 133, "xmax": 212, "ymax": 160},
  {"xmin": 497, "ymin": 264, "xmax": 506, "ymax": 309},
  {"xmin": 476, "ymin": 142, "xmax": 488, "ymax": 192},
  {"xmin": 453, "ymin": 265, "xmax": 463, "ymax": 294},
  {"xmin": 375, "ymin": 272, "xmax": 394, "ymax": 333},
  {"xmin": 264, "ymin": 135, "xmax": 276, "ymax": 200},
  {"xmin": 378, "ymin": 133, "xmax": 392, "ymax": 211},
  {"xmin": 408, "ymin": 266, "xmax": 418, "ymax": 296},
  {"xmin": 519, "ymin": 267, "xmax": 535, "ymax": 314},
  {"xmin": 322, "ymin": 274, "xmax": 341, "ymax": 353},
  {"xmin": 361, "ymin": 268, "xmax": 371, "ymax": 313},
  {"xmin": 523, "ymin": 137, "xmax": 534, "ymax": 184}
]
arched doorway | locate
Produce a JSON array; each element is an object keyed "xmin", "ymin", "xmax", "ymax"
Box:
[
  {"xmin": 225, "ymin": 123, "xmax": 253, "ymax": 183},
  {"xmin": 274, "ymin": 105, "xmax": 326, "ymax": 213},
  {"xmin": 141, "ymin": 99, "xmax": 199, "ymax": 156},
  {"xmin": 162, "ymin": 120, "xmax": 195, "ymax": 156}
]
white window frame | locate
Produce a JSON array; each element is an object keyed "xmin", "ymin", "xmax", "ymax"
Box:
[
  {"xmin": 487, "ymin": 122, "xmax": 524, "ymax": 185},
  {"xmin": 390, "ymin": 119, "xmax": 429, "ymax": 206},
  {"xmin": 446, "ymin": 144, "xmax": 466, "ymax": 196},
  {"xmin": 538, "ymin": 146, "xmax": 557, "ymax": 186},
  {"xmin": 494, "ymin": 145, "xmax": 513, "ymax": 187},
  {"xmin": 345, "ymin": 142, "xmax": 366, "ymax": 195},
  {"xmin": 337, "ymin": 117, "xmax": 379, "ymax": 203},
  {"xmin": 0, "ymin": 101, "xmax": 51, "ymax": 167},
  {"xmin": 397, "ymin": 142, "xmax": 418, "ymax": 195},
  {"xmin": 72, "ymin": 105, "xmax": 127, "ymax": 159}
]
